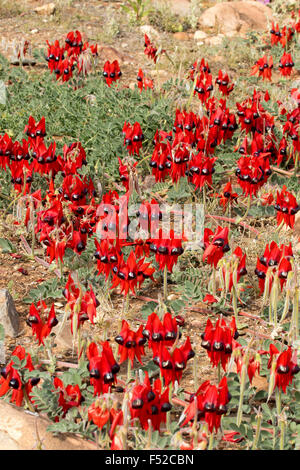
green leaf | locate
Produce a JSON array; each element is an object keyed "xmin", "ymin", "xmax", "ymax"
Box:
[
  {"xmin": 0, "ymin": 238, "xmax": 16, "ymax": 253},
  {"xmin": 141, "ymin": 301, "xmax": 157, "ymax": 318}
]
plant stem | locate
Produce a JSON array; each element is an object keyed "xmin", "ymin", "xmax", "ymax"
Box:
[
  {"xmin": 208, "ymin": 432, "xmax": 214, "ymax": 450},
  {"xmin": 236, "ymin": 362, "xmax": 247, "ymax": 426},
  {"xmin": 252, "ymin": 412, "xmax": 262, "ymax": 450},
  {"xmin": 163, "ymin": 265, "xmax": 168, "ymax": 301}
]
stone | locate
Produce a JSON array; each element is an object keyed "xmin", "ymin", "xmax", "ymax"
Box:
[
  {"xmin": 140, "ymin": 25, "xmax": 160, "ymax": 39},
  {"xmin": 53, "ymin": 320, "xmax": 73, "ymax": 351},
  {"xmin": 34, "ymin": 3, "xmax": 56, "ymax": 16},
  {"xmin": 204, "ymin": 34, "xmax": 225, "ymax": 46},
  {"xmin": 0, "ymin": 402, "xmax": 96, "ymax": 450},
  {"xmin": 98, "ymin": 45, "xmax": 126, "ymax": 64},
  {"xmin": 173, "ymin": 32, "xmax": 190, "ymax": 41},
  {"xmin": 194, "ymin": 30, "xmax": 208, "ymax": 41},
  {"xmin": 0, "ymin": 290, "xmax": 19, "ymax": 338},
  {"xmin": 198, "ymin": 1, "xmax": 274, "ymax": 35}
]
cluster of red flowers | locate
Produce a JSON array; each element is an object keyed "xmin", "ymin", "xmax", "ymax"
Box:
[
  {"xmin": 181, "ymin": 377, "xmax": 230, "ymax": 433},
  {"xmin": 252, "ymin": 12, "xmax": 299, "ymax": 82},
  {"xmin": 270, "ymin": 12, "xmax": 299, "ymax": 48},
  {"xmin": 129, "ymin": 372, "xmax": 172, "ymax": 431},
  {"xmin": 87, "ymin": 342, "xmax": 120, "ymax": 396},
  {"xmin": 46, "ymin": 30, "xmax": 98, "ymax": 82},
  {"xmin": 268, "ymin": 344, "xmax": 300, "ymax": 394},
  {"xmin": 122, "ymin": 121, "xmax": 144, "ymax": 156},
  {"xmin": 0, "ymin": 346, "xmax": 39, "ymax": 407},
  {"xmin": 201, "ymin": 317, "xmax": 239, "ymax": 370},
  {"xmin": 137, "ymin": 68, "xmax": 153, "ymax": 92},
  {"xmin": 274, "ymin": 185, "xmax": 300, "ymax": 228},
  {"xmin": 149, "ymin": 100, "xmax": 237, "ymax": 189},
  {"xmin": 103, "ymin": 60, "xmax": 122, "ymax": 87},
  {"xmin": 255, "ymin": 241, "xmax": 293, "ymax": 294}
]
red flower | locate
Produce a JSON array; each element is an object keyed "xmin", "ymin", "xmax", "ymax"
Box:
[
  {"xmin": 143, "ymin": 34, "xmax": 164, "ymax": 63},
  {"xmin": 274, "ymin": 185, "xmax": 299, "ymax": 228},
  {"xmin": 235, "ymin": 155, "xmax": 271, "ymax": 198},
  {"xmin": 215, "ymin": 70, "xmax": 234, "ymax": 96},
  {"xmin": 149, "ymin": 229, "xmax": 185, "ymax": 273},
  {"xmin": 111, "ymin": 251, "xmax": 155, "ymax": 296},
  {"xmin": 129, "ymin": 372, "xmax": 172, "ymax": 431},
  {"xmin": 251, "ymin": 55, "xmax": 273, "ymax": 81},
  {"xmin": 65, "ymin": 30, "xmax": 83, "ymax": 56},
  {"xmin": 201, "ymin": 316, "xmax": 239, "ymax": 371},
  {"xmin": 268, "ymin": 345, "xmax": 299, "ymax": 394},
  {"xmin": 187, "ymin": 153, "xmax": 217, "ymax": 191},
  {"xmin": 279, "ymin": 52, "xmax": 294, "ymax": 77},
  {"xmin": 103, "ymin": 60, "xmax": 122, "ymax": 87},
  {"xmin": 88, "ymin": 399, "xmax": 120, "ymax": 430},
  {"xmin": 142, "ymin": 312, "xmax": 180, "ymax": 357},
  {"xmin": 202, "ymin": 226, "xmax": 230, "ymax": 268},
  {"xmin": 137, "ymin": 68, "xmax": 153, "ymax": 92},
  {"xmin": 181, "ymin": 377, "xmax": 231, "ymax": 433},
  {"xmin": 216, "ymin": 182, "xmax": 238, "ymax": 210},
  {"xmin": 115, "ymin": 320, "xmax": 147, "ymax": 366},
  {"xmin": 0, "ymin": 346, "xmax": 38, "ymax": 407},
  {"xmin": 156, "ymin": 336, "xmax": 195, "ymax": 386},
  {"xmin": 53, "ymin": 377, "xmax": 83, "ymax": 419},
  {"xmin": 122, "ymin": 121, "xmax": 144, "ymax": 156},
  {"xmin": 255, "ymin": 241, "xmax": 293, "ymax": 293},
  {"xmin": 203, "ymin": 294, "xmax": 218, "ymax": 304},
  {"xmin": 94, "ymin": 239, "xmax": 120, "ymax": 280},
  {"xmin": 87, "ymin": 342, "xmax": 120, "ymax": 396},
  {"xmin": 63, "ymin": 275, "xmax": 99, "ymax": 330},
  {"xmin": 46, "ymin": 39, "xmax": 65, "ymax": 73},
  {"xmin": 24, "ymin": 116, "xmax": 46, "ymax": 141},
  {"xmin": 26, "ymin": 301, "xmax": 58, "ymax": 345}
]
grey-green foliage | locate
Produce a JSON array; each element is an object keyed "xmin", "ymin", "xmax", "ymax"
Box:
[{"xmin": 0, "ymin": 53, "xmax": 175, "ymax": 185}]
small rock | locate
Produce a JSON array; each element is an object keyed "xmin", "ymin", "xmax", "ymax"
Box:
[
  {"xmin": 0, "ymin": 402, "xmax": 96, "ymax": 450},
  {"xmin": 30, "ymin": 29, "xmax": 39, "ymax": 34},
  {"xmin": 198, "ymin": 1, "xmax": 274, "ymax": 36},
  {"xmin": 34, "ymin": 2, "xmax": 56, "ymax": 16},
  {"xmin": 53, "ymin": 321, "xmax": 73, "ymax": 351},
  {"xmin": 0, "ymin": 290, "xmax": 19, "ymax": 338},
  {"xmin": 204, "ymin": 34, "xmax": 225, "ymax": 46},
  {"xmin": 98, "ymin": 45, "xmax": 125, "ymax": 64},
  {"xmin": 167, "ymin": 294, "xmax": 176, "ymax": 301},
  {"xmin": 140, "ymin": 25, "xmax": 160, "ymax": 39},
  {"xmin": 194, "ymin": 30, "xmax": 208, "ymax": 41},
  {"xmin": 173, "ymin": 32, "xmax": 190, "ymax": 41},
  {"xmin": 121, "ymin": 42, "xmax": 128, "ymax": 48}
]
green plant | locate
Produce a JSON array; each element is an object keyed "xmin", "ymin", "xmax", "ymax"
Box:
[{"xmin": 122, "ymin": 0, "xmax": 152, "ymax": 23}]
